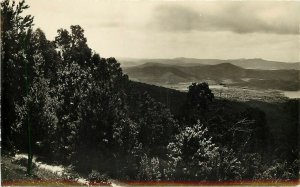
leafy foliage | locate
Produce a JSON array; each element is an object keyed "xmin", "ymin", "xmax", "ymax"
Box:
[
  {"xmin": 1, "ymin": 0, "xmax": 34, "ymax": 151},
  {"xmin": 138, "ymin": 154, "xmax": 162, "ymax": 181},
  {"xmin": 167, "ymin": 121, "xmax": 220, "ymax": 180}
]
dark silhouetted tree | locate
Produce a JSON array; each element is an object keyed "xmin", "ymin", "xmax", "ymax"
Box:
[
  {"xmin": 187, "ymin": 82, "xmax": 214, "ymax": 110},
  {"xmin": 1, "ymin": 0, "xmax": 34, "ymax": 151}
]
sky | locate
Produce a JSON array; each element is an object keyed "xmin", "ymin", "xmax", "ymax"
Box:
[{"xmin": 25, "ymin": 0, "xmax": 300, "ymax": 62}]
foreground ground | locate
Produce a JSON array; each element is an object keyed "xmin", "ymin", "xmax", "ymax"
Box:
[
  {"xmin": 2, "ymin": 153, "xmax": 299, "ymax": 186},
  {"xmin": 1, "ymin": 153, "xmax": 113, "ymax": 186}
]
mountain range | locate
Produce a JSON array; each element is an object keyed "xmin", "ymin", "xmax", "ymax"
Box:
[
  {"xmin": 123, "ymin": 61, "xmax": 300, "ymax": 91},
  {"xmin": 119, "ymin": 57, "xmax": 299, "ymax": 70}
]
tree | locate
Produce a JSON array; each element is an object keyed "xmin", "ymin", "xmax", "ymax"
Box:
[
  {"xmin": 218, "ymin": 147, "xmax": 245, "ymax": 180},
  {"xmin": 129, "ymin": 92, "xmax": 179, "ymax": 156},
  {"xmin": 28, "ymin": 28, "xmax": 60, "ymax": 81},
  {"xmin": 138, "ymin": 154, "xmax": 161, "ymax": 181},
  {"xmin": 187, "ymin": 82, "xmax": 214, "ymax": 110},
  {"xmin": 15, "ymin": 76, "xmax": 58, "ymax": 156},
  {"xmin": 12, "ymin": 27, "xmax": 62, "ymax": 174},
  {"xmin": 1, "ymin": 0, "xmax": 34, "ymax": 152},
  {"xmin": 1, "ymin": 0, "xmax": 35, "ymax": 175},
  {"xmin": 167, "ymin": 121, "xmax": 220, "ymax": 180},
  {"xmin": 55, "ymin": 25, "xmax": 91, "ymax": 66},
  {"xmin": 179, "ymin": 82, "xmax": 214, "ymax": 126},
  {"xmin": 52, "ymin": 25, "xmax": 93, "ymax": 162}
]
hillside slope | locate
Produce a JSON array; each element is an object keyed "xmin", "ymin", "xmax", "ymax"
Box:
[{"xmin": 124, "ymin": 63, "xmax": 300, "ymax": 91}]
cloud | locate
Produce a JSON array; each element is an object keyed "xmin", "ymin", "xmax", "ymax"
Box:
[
  {"xmin": 150, "ymin": 2, "xmax": 300, "ymax": 34},
  {"xmin": 152, "ymin": 5, "xmax": 202, "ymax": 31},
  {"xmin": 89, "ymin": 22, "xmax": 121, "ymax": 28}
]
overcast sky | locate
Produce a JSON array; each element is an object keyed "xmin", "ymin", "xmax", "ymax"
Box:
[{"xmin": 26, "ymin": 0, "xmax": 300, "ymax": 62}]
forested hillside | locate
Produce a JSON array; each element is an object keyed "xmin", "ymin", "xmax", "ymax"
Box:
[{"xmin": 1, "ymin": 0, "xmax": 299, "ymax": 184}]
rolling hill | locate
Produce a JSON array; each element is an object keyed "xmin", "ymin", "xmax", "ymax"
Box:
[{"xmin": 123, "ymin": 62, "xmax": 300, "ymax": 91}]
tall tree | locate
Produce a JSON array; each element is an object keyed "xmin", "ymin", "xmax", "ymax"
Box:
[
  {"xmin": 1, "ymin": 0, "xmax": 34, "ymax": 151},
  {"xmin": 14, "ymin": 27, "xmax": 60, "ymax": 156}
]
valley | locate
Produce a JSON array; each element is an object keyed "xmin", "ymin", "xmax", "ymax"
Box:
[
  {"xmin": 159, "ymin": 83, "xmax": 290, "ymax": 102},
  {"xmin": 122, "ymin": 59, "xmax": 300, "ymax": 102}
]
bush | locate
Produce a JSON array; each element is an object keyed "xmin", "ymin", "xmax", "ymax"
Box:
[
  {"xmin": 88, "ymin": 170, "xmax": 108, "ymax": 183},
  {"xmin": 138, "ymin": 154, "xmax": 161, "ymax": 181},
  {"xmin": 167, "ymin": 121, "xmax": 220, "ymax": 180},
  {"xmin": 259, "ymin": 161, "xmax": 297, "ymax": 180}
]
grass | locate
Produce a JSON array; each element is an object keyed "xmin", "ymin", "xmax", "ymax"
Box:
[{"xmin": 1, "ymin": 154, "xmax": 85, "ymax": 186}]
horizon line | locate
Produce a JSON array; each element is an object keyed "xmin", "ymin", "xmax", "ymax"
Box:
[{"xmin": 115, "ymin": 57, "xmax": 300, "ymax": 64}]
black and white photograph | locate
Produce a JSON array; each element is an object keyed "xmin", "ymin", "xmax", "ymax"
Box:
[{"xmin": 1, "ymin": 0, "xmax": 299, "ymax": 186}]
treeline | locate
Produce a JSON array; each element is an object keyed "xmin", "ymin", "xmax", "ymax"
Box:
[{"xmin": 1, "ymin": 0, "xmax": 299, "ymax": 181}]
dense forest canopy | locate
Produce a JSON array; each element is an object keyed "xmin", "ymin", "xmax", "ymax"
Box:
[{"xmin": 1, "ymin": 0, "xmax": 299, "ymax": 182}]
